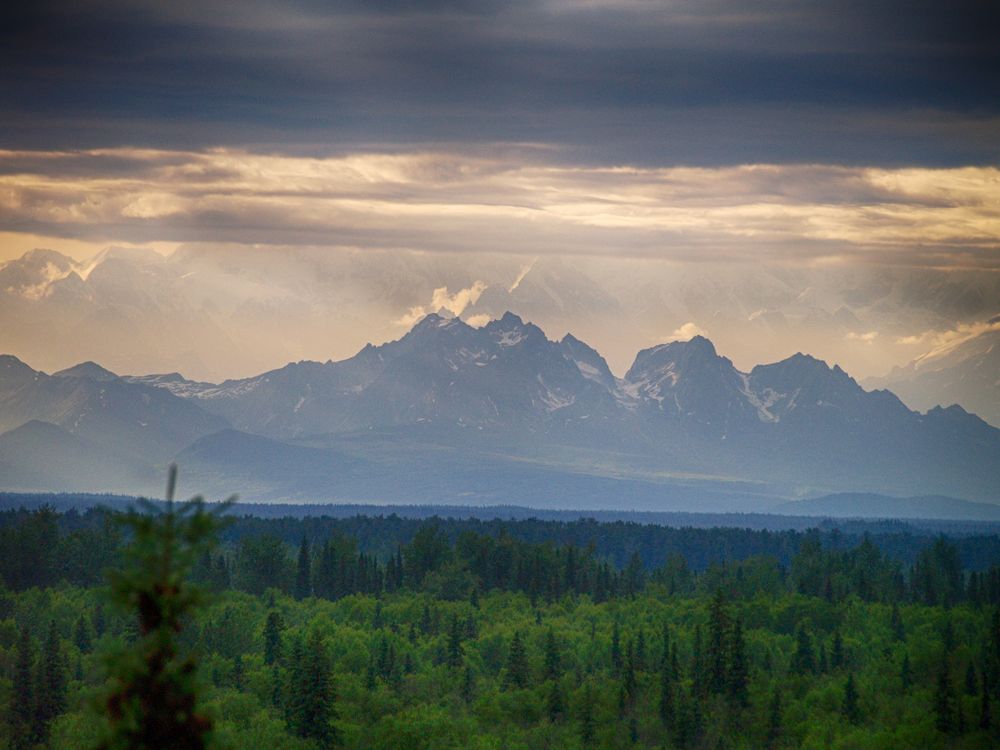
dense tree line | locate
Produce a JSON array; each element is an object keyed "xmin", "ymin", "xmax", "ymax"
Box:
[
  {"xmin": 5, "ymin": 507, "xmax": 1000, "ymax": 608},
  {"xmin": 4, "ymin": 505, "xmax": 1000, "ymax": 748}
]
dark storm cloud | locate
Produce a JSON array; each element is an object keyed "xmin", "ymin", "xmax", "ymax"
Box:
[{"xmin": 1, "ymin": 0, "xmax": 997, "ymax": 165}]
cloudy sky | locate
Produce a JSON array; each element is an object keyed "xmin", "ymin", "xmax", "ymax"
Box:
[{"xmin": 1, "ymin": 0, "xmax": 999, "ymax": 380}]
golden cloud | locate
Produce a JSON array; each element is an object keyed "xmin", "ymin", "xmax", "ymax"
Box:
[{"xmin": 1, "ymin": 148, "xmax": 999, "ymax": 268}]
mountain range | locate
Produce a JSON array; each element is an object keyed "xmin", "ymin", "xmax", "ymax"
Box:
[
  {"xmin": 4, "ymin": 246, "xmax": 1000, "ymax": 415},
  {"xmin": 1, "ymin": 312, "xmax": 998, "ymax": 515}
]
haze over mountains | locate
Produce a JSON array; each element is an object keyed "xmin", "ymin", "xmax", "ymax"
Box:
[
  {"xmin": 2, "ymin": 313, "xmax": 998, "ymax": 517},
  {"xmin": 2, "ymin": 246, "xmax": 998, "ymax": 429},
  {"xmin": 865, "ymin": 320, "xmax": 1000, "ymax": 428}
]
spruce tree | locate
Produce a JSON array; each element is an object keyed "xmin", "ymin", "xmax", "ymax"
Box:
[
  {"xmin": 708, "ymin": 589, "xmax": 730, "ymax": 694},
  {"xmin": 659, "ymin": 662, "xmax": 675, "ymax": 729},
  {"xmin": 610, "ymin": 621, "xmax": 623, "ymax": 676},
  {"xmin": 96, "ymin": 466, "xmax": 232, "ymax": 750},
  {"xmin": 622, "ymin": 639, "xmax": 637, "ymax": 709},
  {"xmin": 831, "ymin": 630, "xmax": 844, "ymax": 669},
  {"xmin": 544, "ymin": 628, "xmax": 560, "ymax": 681},
  {"xmin": 74, "ymin": 615, "xmax": 92, "ymax": 654},
  {"xmin": 765, "ymin": 686, "xmax": 782, "ymax": 748},
  {"xmin": 420, "ymin": 604, "xmax": 433, "ymax": 635},
  {"xmin": 726, "ymin": 615, "xmax": 749, "ymax": 706},
  {"xmin": 285, "ymin": 635, "xmax": 305, "ymax": 726},
  {"xmin": 447, "ymin": 614, "xmax": 464, "ymax": 669},
  {"xmin": 270, "ymin": 664, "xmax": 282, "ymax": 708},
  {"xmin": 294, "ymin": 536, "xmax": 311, "ymax": 601},
  {"xmin": 546, "ymin": 680, "xmax": 565, "ymax": 721},
  {"xmin": 93, "ymin": 602, "xmax": 106, "ymax": 639},
  {"xmin": 660, "ymin": 622, "xmax": 671, "ymax": 671},
  {"xmin": 461, "ymin": 665, "xmax": 475, "ymax": 705},
  {"xmin": 792, "ymin": 626, "xmax": 815, "ymax": 675},
  {"xmin": 503, "ymin": 631, "xmax": 530, "ymax": 689},
  {"xmin": 692, "ymin": 625, "xmax": 705, "ymax": 697},
  {"xmin": 292, "ymin": 630, "xmax": 339, "ymax": 748},
  {"xmin": 33, "ymin": 620, "xmax": 66, "ymax": 742},
  {"xmin": 842, "ymin": 673, "xmax": 861, "ymax": 724},
  {"xmin": 890, "ymin": 602, "xmax": 905, "ymax": 641},
  {"xmin": 9, "ymin": 627, "xmax": 34, "ymax": 750},
  {"xmin": 264, "ymin": 610, "xmax": 284, "ymax": 665},
  {"xmin": 901, "ymin": 653, "xmax": 912, "ymax": 690},
  {"xmin": 934, "ymin": 664, "xmax": 956, "ymax": 734},
  {"xmin": 579, "ymin": 683, "xmax": 596, "ymax": 745}
]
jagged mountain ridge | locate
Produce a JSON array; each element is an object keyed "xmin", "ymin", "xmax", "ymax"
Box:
[
  {"xmin": 865, "ymin": 325, "xmax": 1000, "ymax": 428},
  {"xmin": 0, "ymin": 354, "xmax": 229, "ymax": 463},
  {"xmin": 2, "ymin": 312, "xmax": 999, "ymax": 504}
]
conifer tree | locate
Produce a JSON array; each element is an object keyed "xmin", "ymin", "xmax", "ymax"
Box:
[
  {"xmin": 659, "ymin": 662, "xmax": 674, "ymax": 729},
  {"xmin": 660, "ymin": 622, "xmax": 671, "ymax": 670},
  {"xmin": 9, "ymin": 627, "xmax": 34, "ymax": 750},
  {"xmin": 842, "ymin": 673, "xmax": 861, "ymax": 724},
  {"xmin": 74, "ymin": 615, "xmax": 93, "ymax": 654},
  {"xmin": 264, "ymin": 610, "xmax": 284, "ymax": 665},
  {"xmin": 579, "ymin": 683, "xmax": 596, "ymax": 746},
  {"xmin": 447, "ymin": 614, "xmax": 464, "ymax": 669},
  {"xmin": 765, "ymin": 686, "xmax": 782, "ymax": 748},
  {"xmin": 726, "ymin": 615, "xmax": 749, "ymax": 706},
  {"xmin": 33, "ymin": 619, "xmax": 66, "ymax": 742},
  {"xmin": 934, "ymin": 664, "xmax": 956, "ymax": 734},
  {"xmin": 294, "ymin": 536, "xmax": 311, "ymax": 601},
  {"xmin": 901, "ymin": 653, "xmax": 912, "ymax": 690},
  {"xmin": 623, "ymin": 638, "xmax": 637, "ymax": 709},
  {"xmin": 692, "ymin": 625, "xmax": 706, "ymax": 697},
  {"xmin": 631, "ymin": 628, "xmax": 644, "ymax": 671},
  {"xmin": 890, "ymin": 602, "xmax": 905, "ymax": 641},
  {"xmin": 461, "ymin": 665, "xmax": 475, "ymax": 705},
  {"xmin": 792, "ymin": 626, "xmax": 815, "ymax": 674},
  {"xmin": 270, "ymin": 664, "xmax": 282, "ymax": 708},
  {"xmin": 291, "ymin": 630, "xmax": 339, "ymax": 748},
  {"xmin": 503, "ymin": 631, "xmax": 530, "ymax": 689},
  {"xmin": 93, "ymin": 602, "xmax": 106, "ymax": 639},
  {"xmin": 544, "ymin": 628, "xmax": 560, "ymax": 681},
  {"xmin": 708, "ymin": 590, "xmax": 730, "ymax": 694},
  {"xmin": 831, "ymin": 630, "xmax": 844, "ymax": 669},
  {"xmin": 546, "ymin": 679, "xmax": 565, "ymax": 721},
  {"xmin": 420, "ymin": 604, "xmax": 433, "ymax": 635},
  {"xmin": 96, "ymin": 466, "xmax": 232, "ymax": 750},
  {"xmin": 610, "ymin": 621, "xmax": 623, "ymax": 676},
  {"xmin": 285, "ymin": 635, "xmax": 305, "ymax": 725}
]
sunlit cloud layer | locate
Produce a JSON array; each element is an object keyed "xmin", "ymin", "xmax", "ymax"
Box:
[{"xmin": 2, "ymin": 148, "xmax": 999, "ymax": 269}]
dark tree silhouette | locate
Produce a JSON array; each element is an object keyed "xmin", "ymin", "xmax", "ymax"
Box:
[{"xmin": 96, "ymin": 465, "xmax": 232, "ymax": 750}]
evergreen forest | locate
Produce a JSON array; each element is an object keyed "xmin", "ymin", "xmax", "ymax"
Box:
[{"xmin": 2, "ymin": 496, "xmax": 1000, "ymax": 749}]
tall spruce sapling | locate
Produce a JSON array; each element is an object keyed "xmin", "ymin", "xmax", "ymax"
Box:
[{"xmin": 96, "ymin": 465, "xmax": 233, "ymax": 750}]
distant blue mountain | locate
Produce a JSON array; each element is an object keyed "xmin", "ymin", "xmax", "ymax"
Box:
[{"xmin": 2, "ymin": 313, "xmax": 999, "ymax": 511}]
